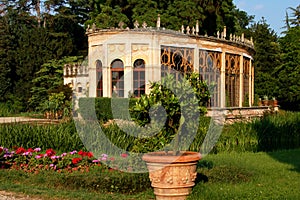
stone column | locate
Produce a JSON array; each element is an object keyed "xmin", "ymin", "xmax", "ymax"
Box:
[
  {"xmin": 220, "ymin": 51, "xmax": 226, "ymax": 108},
  {"xmin": 124, "ymin": 65, "xmax": 132, "ymax": 98},
  {"xmin": 248, "ymin": 58, "xmax": 252, "ymax": 106},
  {"xmin": 239, "ymin": 55, "xmax": 243, "ymax": 107},
  {"xmin": 251, "ymin": 60, "xmax": 255, "ymax": 105},
  {"xmin": 103, "ymin": 65, "xmax": 110, "ymax": 97},
  {"xmin": 194, "ymin": 48, "xmax": 199, "ymax": 73},
  {"xmin": 148, "ymin": 33, "xmax": 160, "ymax": 95},
  {"xmin": 88, "ymin": 46, "xmax": 97, "ymax": 97}
]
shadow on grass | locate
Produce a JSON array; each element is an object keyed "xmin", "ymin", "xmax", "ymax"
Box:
[
  {"xmin": 267, "ymin": 149, "xmax": 300, "ymax": 173},
  {"xmin": 253, "ymin": 112, "xmax": 300, "ymax": 173}
]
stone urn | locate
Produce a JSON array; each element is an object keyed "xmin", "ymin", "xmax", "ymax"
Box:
[{"xmin": 142, "ymin": 151, "xmax": 201, "ymax": 200}]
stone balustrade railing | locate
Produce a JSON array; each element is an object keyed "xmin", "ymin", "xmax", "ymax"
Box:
[
  {"xmin": 86, "ymin": 15, "xmax": 254, "ymax": 49},
  {"xmin": 64, "ymin": 63, "xmax": 88, "ymax": 77}
]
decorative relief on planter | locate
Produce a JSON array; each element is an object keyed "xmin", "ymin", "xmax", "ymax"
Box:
[{"xmin": 147, "ymin": 163, "xmax": 198, "ymax": 188}]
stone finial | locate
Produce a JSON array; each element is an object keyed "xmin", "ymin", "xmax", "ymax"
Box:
[
  {"xmin": 142, "ymin": 21, "xmax": 147, "ymax": 28},
  {"xmin": 186, "ymin": 26, "xmax": 190, "ymax": 34},
  {"xmin": 92, "ymin": 23, "xmax": 96, "ymax": 31},
  {"xmin": 134, "ymin": 20, "xmax": 139, "ymax": 28},
  {"xmin": 192, "ymin": 26, "xmax": 195, "ymax": 35},
  {"xmin": 86, "ymin": 24, "xmax": 90, "ymax": 32},
  {"xmin": 157, "ymin": 14, "xmax": 161, "ymax": 28},
  {"xmin": 181, "ymin": 25, "xmax": 185, "ymax": 33},
  {"xmin": 118, "ymin": 21, "xmax": 125, "ymax": 29},
  {"xmin": 230, "ymin": 33, "xmax": 233, "ymax": 41},
  {"xmin": 241, "ymin": 33, "xmax": 245, "ymax": 42},
  {"xmin": 223, "ymin": 26, "xmax": 227, "ymax": 39},
  {"xmin": 217, "ymin": 31, "xmax": 220, "ymax": 38},
  {"xmin": 196, "ymin": 20, "xmax": 199, "ymax": 34}
]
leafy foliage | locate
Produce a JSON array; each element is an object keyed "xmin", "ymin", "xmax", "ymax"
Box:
[
  {"xmin": 0, "ymin": 1, "xmax": 86, "ymax": 112},
  {"xmin": 130, "ymin": 73, "xmax": 210, "ymax": 154},
  {"xmin": 29, "ymin": 57, "xmax": 79, "ymax": 112},
  {"xmin": 249, "ymin": 18, "xmax": 281, "ymax": 99},
  {"xmin": 276, "ymin": 26, "xmax": 300, "ymax": 110}
]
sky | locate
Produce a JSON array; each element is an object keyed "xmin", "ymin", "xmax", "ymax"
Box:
[{"xmin": 233, "ymin": 0, "xmax": 299, "ymax": 36}]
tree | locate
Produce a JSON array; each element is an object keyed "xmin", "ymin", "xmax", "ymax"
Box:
[
  {"xmin": 29, "ymin": 56, "xmax": 79, "ymax": 111},
  {"xmin": 249, "ymin": 18, "xmax": 281, "ymax": 99},
  {"xmin": 85, "ymin": 0, "xmax": 243, "ymax": 37},
  {"xmin": 232, "ymin": 8, "xmax": 254, "ymax": 36},
  {"xmin": 0, "ymin": 0, "xmax": 87, "ymax": 112},
  {"xmin": 288, "ymin": 5, "xmax": 300, "ymax": 27},
  {"xmin": 275, "ymin": 27, "xmax": 300, "ymax": 110}
]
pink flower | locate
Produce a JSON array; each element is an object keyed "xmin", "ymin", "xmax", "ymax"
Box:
[
  {"xmin": 101, "ymin": 157, "xmax": 107, "ymax": 161},
  {"xmin": 34, "ymin": 148, "xmax": 41, "ymax": 152},
  {"xmin": 61, "ymin": 153, "xmax": 67, "ymax": 157},
  {"xmin": 70, "ymin": 150, "xmax": 77, "ymax": 155},
  {"xmin": 51, "ymin": 155, "xmax": 60, "ymax": 159}
]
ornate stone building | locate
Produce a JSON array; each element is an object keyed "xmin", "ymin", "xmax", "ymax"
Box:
[{"xmin": 64, "ymin": 18, "xmax": 255, "ymax": 108}]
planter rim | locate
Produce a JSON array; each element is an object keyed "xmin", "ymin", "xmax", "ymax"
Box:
[{"xmin": 142, "ymin": 151, "xmax": 201, "ymax": 164}]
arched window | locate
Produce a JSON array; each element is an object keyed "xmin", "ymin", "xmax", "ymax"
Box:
[
  {"xmin": 111, "ymin": 59, "xmax": 124, "ymax": 97},
  {"xmin": 77, "ymin": 83, "xmax": 82, "ymax": 93},
  {"xmin": 96, "ymin": 60, "xmax": 103, "ymax": 97},
  {"xmin": 133, "ymin": 59, "xmax": 145, "ymax": 97},
  {"xmin": 199, "ymin": 50, "xmax": 221, "ymax": 107},
  {"xmin": 160, "ymin": 46, "xmax": 194, "ymax": 80},
  {"xmin": 225, "ymin": 54, "xmax": 240, "ymax": 107}
]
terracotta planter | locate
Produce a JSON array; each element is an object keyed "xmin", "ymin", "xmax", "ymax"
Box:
[
  {"xmin": 142, "ymin": 151, "xmax": 201, "ymax": 200},
  {"xmin": 271, "ymin": 100, "xmax": 278, "ymax": 107},
  {"xmin": 263, "ymin": 100, "xmax": 269, "ymax": 106}
]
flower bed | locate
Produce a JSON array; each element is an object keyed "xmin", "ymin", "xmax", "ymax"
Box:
[{"xmin": 0, "ymin": 146, "xmax": 130, "ymax": 173}]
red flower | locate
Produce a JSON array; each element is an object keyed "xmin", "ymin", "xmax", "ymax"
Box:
[
  {"xmin": 72, "ymin": 157, "xmax": 82, "ymax": 165},
  {"xmin": 0, "ymin": 147, "xmax": 3, "ymax": 154},
  {"xmin": 45, "ymin": 149, "xmax": 56, "ymax": 157},
  {"xmin": 121, "ymin": 153, "xmax": 128, "ymax": 158},
  {"xmin": 78, "ymin": 150, "xmax": 87, "ymax": 157},
  {"xmin": 27, "ymin": 148, "xmax": 34, "ymax": 153},
  {"xmin": 87, "ymin": 152, "xmax": 93, "ymax": 158},
  {"xmin": 16, "ymin": 147, "xmax": 26, "ymax": 154}
]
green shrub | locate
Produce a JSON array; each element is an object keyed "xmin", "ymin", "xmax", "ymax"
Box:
[{"xmin": 78, "ymin": 97, "xmax": 138, "ymax": 123}]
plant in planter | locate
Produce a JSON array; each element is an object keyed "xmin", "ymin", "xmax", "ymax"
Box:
[
  {"xmin": 263, "ymin": 95, "xmax": 269, "ymax": 106},
  {"xmin": 131, "ymin": 72, "xmax": 211, "ymax": 199},
  {"xmin": 270, "ymin": 97, "xmax": 278, "ymax": 107}
]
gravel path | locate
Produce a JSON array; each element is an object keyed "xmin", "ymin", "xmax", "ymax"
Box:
[
  {"xmin": 0, "ymin": 117, "xmax": 59, "ymax": 124},
  {"xmin": 0, "ymin": 191, "xmax": 41, "ymax": 200}
]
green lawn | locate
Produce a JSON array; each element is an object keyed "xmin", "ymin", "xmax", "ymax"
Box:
[{"xmin": 0, "ymin": 149, "xmax": 299, "ymax": 200}]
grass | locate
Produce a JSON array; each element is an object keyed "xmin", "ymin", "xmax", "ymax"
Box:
[
  {"xmin": 189, "ymin": 149, "xmax": 300, "ymax": 200},
  {"xmin": 0, "ymin": 149, "xmax": 299, "ymax": 200}
]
